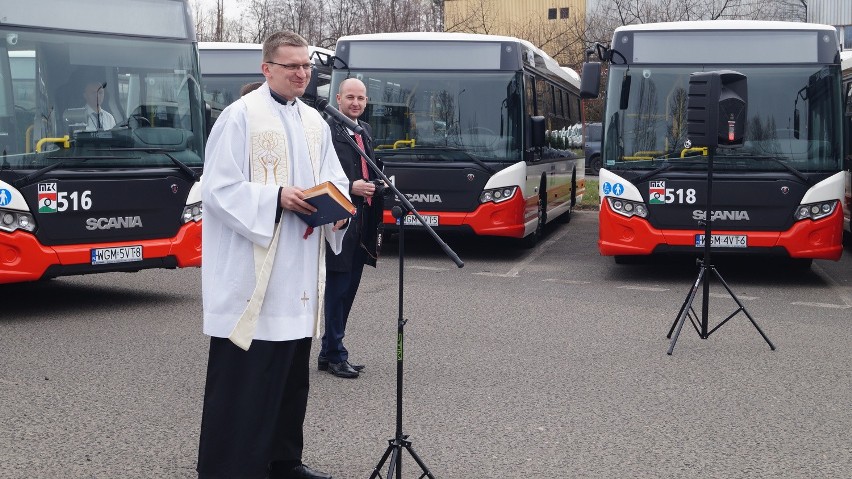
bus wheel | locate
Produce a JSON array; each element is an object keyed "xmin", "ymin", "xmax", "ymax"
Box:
[
  {"xmin": 589, "ymin": 155, "xmax": 602, "ymax": 176},
  {"xmin": 522, "ymin": 189, "xmax": 546, "ymax": 248}
]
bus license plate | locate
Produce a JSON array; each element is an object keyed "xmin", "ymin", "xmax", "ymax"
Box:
[
  {"xmin": 403, "ymin": 214, "xmax": 438, "ymax": 226},
  {"xmin": 694, "ymin": 234, "xmax": 747, "ymax": 248},
  {"xmin": 91, "ymin": 245, "xmax": 144, "ymax": 265}
]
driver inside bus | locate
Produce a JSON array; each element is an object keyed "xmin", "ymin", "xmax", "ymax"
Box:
[{"xmin": 82, "ymin": 80, "xmax": 116, "ymax": 131}]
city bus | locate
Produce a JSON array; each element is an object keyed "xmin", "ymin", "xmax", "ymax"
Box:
[
  {"xmin": 841, "ymin": 50, "xmax": 852, "ymax": 243},
  {"xmin": 330, "ymin": 32, "xmax": 585, "ymax": 246},
  {"xmin": 199, "ymin": 42, "xmax": 334, "ymax": 128},
  {"xmin": 582, "ymin": 21, "xmax": 845, "ymax": 266},
  {"xmin": 0, "ymin": 0, "xmax": 205, "ymax": 284}
]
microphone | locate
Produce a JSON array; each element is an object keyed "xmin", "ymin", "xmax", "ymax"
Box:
[{"xmin": 316, "ymin": 98, "xmax": 363, "ymax": 135}]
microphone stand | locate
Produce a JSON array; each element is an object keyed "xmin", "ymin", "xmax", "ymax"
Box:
[
  {"xmin": 328, "ymin": 119, "xmax": 463, "ymax": 479},
  {"xmin": 95, "ymin": 82, "xmax": 107, "ymax": 130}
]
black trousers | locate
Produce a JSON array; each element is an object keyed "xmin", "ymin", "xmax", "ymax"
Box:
[
  {"xmin": 197, "ymin": 336, "xmax": 311, "ymax": 478},
  {"xmin": 321, "ymin": 246, "xmax": 368, "ymax": 363}
]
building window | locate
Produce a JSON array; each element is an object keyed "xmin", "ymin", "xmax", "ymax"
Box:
[
  {"xmin": 560, "ymin": 7, "xmax": 569, "ymax": 19},
  {"xmin": 845, "ymin": 25, "xmax": 852, "ymax": 49},
  {"xmin": 548, "ymin": 8, "xmax": 556, "ymax": 20}
]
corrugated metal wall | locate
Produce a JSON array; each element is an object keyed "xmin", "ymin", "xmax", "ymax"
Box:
[
  {"xmin": 808, "ymin": 0, "xmax": 852, "ymax": 25},
  {"xmin": 445, "ymin": 0, "xmax": 586, "ymax": 32}
]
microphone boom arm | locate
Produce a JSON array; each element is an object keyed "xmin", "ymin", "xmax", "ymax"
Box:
[{"xmin": 329, "ymin": 120, "xmax": 463, "ymax": 268}]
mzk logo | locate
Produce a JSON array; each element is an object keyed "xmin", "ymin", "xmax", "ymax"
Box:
[
  {"xmin": 86, "ymin": 216, "xmax": 143, "ymax": 230},
  {"xmin": 405, "ymin": 193, "xmax": 442, "ymax": 203},
  {"xmin": 692, "ymin": 210, "xmax": 750, "ymax": 221},
  {"xmin": 38, "ymin": 182, "xmax": 58, "ymax": 213}
]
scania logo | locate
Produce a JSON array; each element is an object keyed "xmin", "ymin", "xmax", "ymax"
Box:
[
  {"xmin": 86, "ymin": 216, "xmax": 143, "ymax": 230},
  {"xmin": 405, "ymin": 193, "xmax": 442, "ymax": 203},
  {"xmin": 467, "ymin": 174, "xmax": 475, "ymax": 181},
  {"xmin": 692, "ymin": 210, "xmax": 750, "ymax": 221},
  {"xmin": 171, "ymin": 184, "xmax": 179, "ymax": 194},
  {"xmin": 781, "ymin": 186, "xmax": 789, "ymax": 195}
]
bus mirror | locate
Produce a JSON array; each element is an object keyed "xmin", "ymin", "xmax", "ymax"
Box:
[
  {"xmin": 619, "ymin": 74, "xmax": 631, "ymax": 110},
  {"xmin": 530, "ymin": 115, "xmax": 546, "ymax": 148},
  {"xmin": 686, "ymin": 70, "xmax": 748, "ymax": 149},
  {"xmin": 793, "ymin": 108, "xmax": 800, "ymax": 139},
  {"xmin": 304, "ymin": 68, "xmax": 319, "ymax": 103},
  {"xmin": 580, "ymin": 62, "xmax": 601, "ymax": 99}
]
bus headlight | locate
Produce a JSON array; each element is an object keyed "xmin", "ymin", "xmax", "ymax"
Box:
[
  {"xmin": 607, "ymin": 197, "xmax": 648, "ymax": 218},
  {"xmin": 794, "ymin": 200, "xmax": 836, "ymax": 221},
  {"xmin": 182, "ymin": 201, "xmax": 203, "ymax": 223},
  {"xmin": 0, "ymin": 208, "xmax": 37, "ymax": 233},
  {"xmin": 480, "ymin": 186, "xmax": 517, "ymax": 204}
]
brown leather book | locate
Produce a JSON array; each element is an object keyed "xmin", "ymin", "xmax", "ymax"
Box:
[{"xmin": 294, "ymin": 181, "xmax": 356, "ymax": 227}]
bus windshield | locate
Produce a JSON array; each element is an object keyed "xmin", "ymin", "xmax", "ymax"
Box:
[
  {"xmin": 603, "ymin": 64, "xmax": 842, "ymax": 173},
  {"xmin": 1, "ymin": 27, "xmax": 204, "ymax": 170},
  {"xmin": 333, "ymin": 70, "xmax": 523, "ymax": 163}
]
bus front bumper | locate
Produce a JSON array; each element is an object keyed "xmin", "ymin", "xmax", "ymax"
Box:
[
  {"xmin": 0, "ymin": 221, "xmax": 202, "ymax": 284},
  {"xmin": 598, "ymin": 201, "xmax": 843, "ymax": 260},
  {"xmin": 382, "ymin": 193, "xmax": 529, "ymax": 238}
]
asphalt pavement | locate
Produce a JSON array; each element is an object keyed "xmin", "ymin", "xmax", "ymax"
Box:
[{"xmin": 1, "ymin": 211, "xmax": 851, "ymax": 478}]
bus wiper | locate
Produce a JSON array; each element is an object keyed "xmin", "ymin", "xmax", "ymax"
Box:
[
  {"xmin": 93, "ymin": 147, "xmax": 201, "ymax": 182},
  {"xmin": 632, "ymin": 161, "xmax": 672, "ymax": 183},
  {"xmin": 758, "ymin": 156, "xmax": 810, "ymax": 184},
  {"xmin": 13, "ymin": 156, "xmax": 130, "ymax": 188}
]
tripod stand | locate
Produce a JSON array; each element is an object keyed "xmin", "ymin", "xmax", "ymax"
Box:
[
  {"xmin": 325, "ymin": 113, "xmax": 463, "ymax": 478},
  {"xmin": 666, "ymin": 146, "xmax": 775, "ymax": 355},
  {"xmin": 368, "ymin": 205, "xmax": 439, "ymax": 479}
]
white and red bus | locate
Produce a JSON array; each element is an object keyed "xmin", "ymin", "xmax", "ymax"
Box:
[
  {"xmin": 841, "ymin": 50, "xmax": 852, "ymax": 243},
  {"xmin": 199, "ymin": 42, "xmax": 334, "ymax": 128},
  {"xmin": 0, "ymin": 0, "xmax": 205, "ymax": 284},
  {"xmin": 330, "ymin": 32, "xmax": 585, "ymax": 246},
  {"xmin": 583, "ymin": 21, "xmax": 845, "ymax": 266}
]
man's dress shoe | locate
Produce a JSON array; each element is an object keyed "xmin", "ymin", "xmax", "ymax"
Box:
[
  {"xmin": 327, "ymin": 361, "xmax": 359, "ymax": 378},
  {"xmin": 319, "ymin": 355, "xmax": 363, "ymax": 372},
  {"xmin": 282, "ymin": 464, "xmax": 332, "ymax": 479}
]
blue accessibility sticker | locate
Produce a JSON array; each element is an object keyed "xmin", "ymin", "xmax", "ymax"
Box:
[
  {"xmin": 602, "ymin": 182, "xmax": 612, "ymax": 195},
  {"xmin": 612, "ymin": 183, "xmax": 624, "ymax": 196},
  {"xmin": 0, "ymin": 189, "xmax": 11, "ymax": 207}
]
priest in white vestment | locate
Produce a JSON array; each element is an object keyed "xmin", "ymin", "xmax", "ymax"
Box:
[{"xmin": 197, "ymin": 31, "xmax": 345, "ymax": 479}]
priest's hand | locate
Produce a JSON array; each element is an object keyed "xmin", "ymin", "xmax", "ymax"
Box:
[{"xmin": 279, "ymin": 186, "xmax": 317, "ymax": 215}]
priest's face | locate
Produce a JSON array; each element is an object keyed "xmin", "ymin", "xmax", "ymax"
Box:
[{"xmin": 262, "ymin": 45, "xmax": 311, "ymax": 101}]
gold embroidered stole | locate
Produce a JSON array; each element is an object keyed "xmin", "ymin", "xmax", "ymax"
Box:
[{"xmin": 228, "ymin": 88, "xmax": 326, "ymax": 350}]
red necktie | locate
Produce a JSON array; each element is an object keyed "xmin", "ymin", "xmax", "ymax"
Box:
[{"xmin": 354, "ymin": 133, "xmax": 371, "ymax": 205}]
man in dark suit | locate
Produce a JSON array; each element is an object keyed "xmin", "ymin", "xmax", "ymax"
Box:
[{"xmin": 319, "ymin": 78, "xmax": 384, "ymax": 378}]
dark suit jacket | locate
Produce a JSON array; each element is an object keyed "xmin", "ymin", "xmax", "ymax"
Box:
[{"xmin": 326, "ymin": 117, "xmax": 384, "ymax": 272}]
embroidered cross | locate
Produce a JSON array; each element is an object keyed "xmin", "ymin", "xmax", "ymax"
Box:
[{"xmin": 301, "ymin": 291, "xmax": 310, "ymax": 307}]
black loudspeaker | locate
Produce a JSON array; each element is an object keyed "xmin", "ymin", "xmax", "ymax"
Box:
[{"xmin": 686, "ymin": 71, "xmax": 747, "ymax": 149}]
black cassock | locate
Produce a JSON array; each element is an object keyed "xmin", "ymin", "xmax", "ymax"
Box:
[{"xmin": 197, "ymin": 336, "xmax": 311, "ymax": 478}]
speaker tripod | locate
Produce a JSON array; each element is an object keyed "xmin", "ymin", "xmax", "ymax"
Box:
[{"xmin": 666, "ymin": 145, "xmax": 775, "ymax": 355}]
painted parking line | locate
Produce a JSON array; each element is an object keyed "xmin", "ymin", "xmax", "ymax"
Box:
[
  {"xmin": 618, "ymin": 285, "xmax": 669, "ymax": 292},
  {"xmin": 790, "ymin": 302, "xmax": 851, "ymax": 309},
  {"xmin": 812, "ymin": 262, "xmax": 852, "ymax": 308},
  {"xmin": 472, "ymin": 225, "xmax": 574, "ymax": 278},
  {"xmin": 409, "ymin": 265, "xmax": 450, "ymax": 272},
  {"xmin": 543, "ymin": 278, "xmax": 592, "ymax": 285},
  {"xmin": 710, "ymin": 292, "xmax": 757, "ymax": 300}
]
